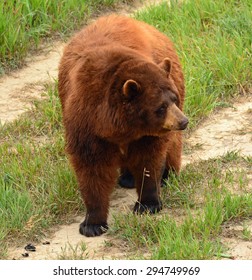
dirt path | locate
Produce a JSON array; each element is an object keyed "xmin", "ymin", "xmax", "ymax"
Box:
[
  {"xmin": 2, "ymin": 0, "xmax": 251, "ymax": 260},
  {"xmin": 0, "ymin": 41, "xmax": 64, "ymax": 124},
  {"xmin": 9, "ymin": 188, "xmax": 138, "ymax": 260},
  {"xmin": 183, "ymin": 96, "xmax": 252, "ymax": 165}
]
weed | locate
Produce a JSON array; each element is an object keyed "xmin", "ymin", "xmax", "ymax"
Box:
[
  {"xmin": 242, "ymin": 226, "xmax": 252, "ymax": 241},
  {"xmin": 59, "ymin": 241, "xmax": 89, "ymax": 260}
]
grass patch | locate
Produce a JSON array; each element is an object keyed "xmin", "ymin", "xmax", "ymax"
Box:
[
  {"xmin": 0, "ymin": 0, "xmax": 133, "ymax": 74},
  {"xmin": 112, "ymin": 154, "xmax": 252, "ymax": 259},
  {"xmin": 0, "ymin": 85, "xmax": 83, "ymax": 258},
  {"xmin": 135, "ymin": 0, "xmax": 252, "ymax": 126},
  {"xmin": 58, "ymin": 242, "xmax": 89, "ymax": 260}
]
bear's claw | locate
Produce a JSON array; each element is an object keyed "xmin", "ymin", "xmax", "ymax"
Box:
[
  {"xmin": 79, "ymin": 222, "xmax": 108, "ymax": 237},
  {"xmin": 133, "ymin": 200, "xmax": 162, "ymax": 214}
]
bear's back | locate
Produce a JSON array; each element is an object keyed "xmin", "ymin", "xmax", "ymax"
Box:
[
  {"xmin": 68, "ymin": 15, "xmax": 152, "ymax": 58},
  {"xmin": 66, "ymin": 15, "xmax": 178, "ymax": 63}
]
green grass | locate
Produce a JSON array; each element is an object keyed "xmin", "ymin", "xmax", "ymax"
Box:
[
  {"xmin": 135, "ymin": 0, "xmax": 252, "ymax": 126},
  {"xmin": 1, "ymin": 0, "xmax": 252, "ymax": 259},
  {"xmin": 112, "ymin": 155, "xmax": 252, "ymax": 259},
  {"xmin": 0, "ymin": 85, "xmax": 82, "ymax": 258},
  {"xmin": 0, "ymin": 0, "xmax": 132, "ymax": 74}
]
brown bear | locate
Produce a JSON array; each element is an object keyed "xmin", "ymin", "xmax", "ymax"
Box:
[{"xmin": 58, "ymin": 14, "xmax": 188, "ymax": 237}]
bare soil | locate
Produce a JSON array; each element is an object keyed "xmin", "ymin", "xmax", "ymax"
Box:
[
  {"xmin": 183, "ymin": 96, "xmax": 252, "ymax": 165},
  {"xmin": 0, "ymin": 41, "xmax": 64, "ymax": 124},
  {"xmin": 2, "ymin": 0, "xmax": 251, "ymax": 260}
]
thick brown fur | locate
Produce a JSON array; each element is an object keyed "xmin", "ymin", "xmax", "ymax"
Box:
[{"xmin": 58, "ymin": 15, "xmax": 188, "ymax": 237}]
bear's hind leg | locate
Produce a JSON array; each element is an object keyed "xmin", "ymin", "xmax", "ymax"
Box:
[
  {"xmin": 118, "ymin": 167, "xmax": 135, "ymax": 189},
  {"xmin": 163, "ymin": 131, "xmax": 183, "ymax": 182}
]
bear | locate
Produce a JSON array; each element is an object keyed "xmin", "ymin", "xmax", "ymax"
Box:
[{"xmin": 58, "ymin": 14, "xmax": 188, "ymax": 237}]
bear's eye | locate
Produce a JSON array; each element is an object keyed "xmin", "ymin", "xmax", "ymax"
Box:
[
  {"xmin": 156, "ymin": 104, "xmax": 168, "ymax": 118},
  {"xmin": 171, "ymin": 94, "xmax": 179, "ymax": 106}
]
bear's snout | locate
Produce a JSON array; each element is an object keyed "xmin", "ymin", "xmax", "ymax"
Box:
[
  {"xmin": 178, "ymin": 116, "xmax": 189, "ymax": 130},
  {"xmin": 163, "ymin": 104, "xmax": 189, "ymax": 131}
]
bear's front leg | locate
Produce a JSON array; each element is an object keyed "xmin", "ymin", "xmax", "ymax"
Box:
[
  {"xmin": 133, "ymin": 166, "xmax": 163, "ymax": 214},
  {"xmin": 79, "ymin": 189, "xmax": 110, "ymax": 237},
  {"xmin": 128, "ymin": 137, "xmax": 166, "ymax": 214},
  {"xmin": 69, "ymin": 153, "xmax": 118, "ymax": 237}
]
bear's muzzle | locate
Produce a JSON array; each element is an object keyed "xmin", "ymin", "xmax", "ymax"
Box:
[{"xmin": 163, "ymin": 104, "xmax": 189, "ymax": 131}]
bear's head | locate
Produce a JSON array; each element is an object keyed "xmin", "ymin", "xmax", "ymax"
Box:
[{"xmin": 108, "ymin": 57, "xmax": 188, "ymax": 141}]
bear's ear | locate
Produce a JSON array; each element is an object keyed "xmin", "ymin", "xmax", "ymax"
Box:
[
  {"xmin": 122, "ymin": 79, "xmax": 141, "ymax": 101},
  {"xmin": 159, "ymin": 58, "xmax": 172, "ymax": 77}
]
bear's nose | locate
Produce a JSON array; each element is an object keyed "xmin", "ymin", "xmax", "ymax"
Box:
[{"xmin": 179, "ymin": 117, "xmax": 189, "ymax": 130}]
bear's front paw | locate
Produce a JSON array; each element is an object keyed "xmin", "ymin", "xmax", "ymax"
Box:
[
  {"xmin": 79, "ymin": 222, "xmax": 108, "ymax": 237},
  {"xmin": 133, "ymin": 200, "xmax": 162, "ymax": 214}
]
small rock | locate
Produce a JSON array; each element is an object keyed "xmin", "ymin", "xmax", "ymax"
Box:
[
  {"xmin": 22, "ymin": 253, "xmax": 29, "ymax": 257},
  {"xmin": 24, "ymin": 244, "xmax": 36, "ymax": 252}
]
